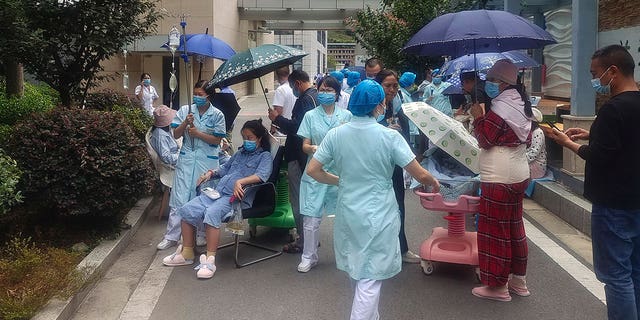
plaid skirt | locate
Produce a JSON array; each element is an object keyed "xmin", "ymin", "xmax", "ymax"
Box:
[{"xmin": 477, "ymin": 180, "xmax": 530, "ymax": 287}]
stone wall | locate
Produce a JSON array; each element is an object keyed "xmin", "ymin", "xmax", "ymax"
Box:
[{"xmin": 599, "ymin": 0, "xmax": 640, "ymax": 32}]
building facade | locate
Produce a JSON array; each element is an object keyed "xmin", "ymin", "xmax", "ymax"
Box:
[
  {"xmin": 273, "ymin": 30, "xmax": 327, "ymax": 79},
  {"xmin": 100, "ymin": 0, "xmax": 273, "ymax": 108}
]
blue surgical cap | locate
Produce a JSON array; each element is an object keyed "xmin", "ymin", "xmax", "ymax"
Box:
[
  {"xmin": 347, "ymin": 80, "xmax": 385, "ymax": 116},
  {"xmin": 347, "ymin": 71, "xmax": 361, "ymax": 87},
  {"xmin": 399, "ymin": 72, "xmax": 416, "ymax": 88},
  {"xmin": 330, "ymin": 71, "xmax": 344, "ymax": 83},
  {"xmin": 431, "ymin": 68, "xmax": 440, "ymax": 77}
]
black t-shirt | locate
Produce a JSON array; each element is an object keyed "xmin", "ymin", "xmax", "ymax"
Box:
[{"xmin": 578, "ymin": 91, "xmax": 640, "ymax": 210}]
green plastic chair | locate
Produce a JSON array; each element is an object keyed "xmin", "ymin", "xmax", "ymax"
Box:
[{"xmin": 248, "ymin": 136, "xmax": 296, "ymax": 241}]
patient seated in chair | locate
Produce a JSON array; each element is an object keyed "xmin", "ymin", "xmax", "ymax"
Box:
[{"xmin": 162, "ymin": 119, "xmax": 273, "ymax": 279}]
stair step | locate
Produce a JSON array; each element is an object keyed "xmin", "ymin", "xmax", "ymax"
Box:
[{"xmin": 531, "ymin": 180, "xmax": 592, "ymax": 237}]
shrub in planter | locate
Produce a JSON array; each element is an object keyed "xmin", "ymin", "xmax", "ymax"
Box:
[
  {"xmin": 111, "ymin": 105, "xmax": 154, "ymax": 143},
  {"xmin": 0, "ymin": 82, "xmax": 58, "ymax": 126},
  {"xmin": 84, "ymin": 89, "xmax": 134, "ymax": 111},
  {"xmin": 5, "ymin": 108, "xmax": 154, "ymax": 222},
  {"xmin": 0, "ymin": 149, "xmax": 22, "ymax": 215},
  {"xmin": 0, "ymin": 124, "xmax": 12, "ymax": 147}
]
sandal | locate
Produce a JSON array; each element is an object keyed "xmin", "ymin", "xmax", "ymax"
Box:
[{"xmin": 282, "ymin": 242, "xmax": 303, "ymax": 254}]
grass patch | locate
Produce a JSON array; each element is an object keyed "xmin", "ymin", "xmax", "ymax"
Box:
[{"xmin": 0, "ymin": 237, "xmax": 85, "ymax": 320}]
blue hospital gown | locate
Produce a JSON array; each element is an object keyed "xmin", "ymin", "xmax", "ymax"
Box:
[
  {"xmin": 297, "ymin": 106, "xmax": 352, "ymax": 217},
  {"xmin": 179, "ymin": 148, "xmax": 272, "ymax": 228}
]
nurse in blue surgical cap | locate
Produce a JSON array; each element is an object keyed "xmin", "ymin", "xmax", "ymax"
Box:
[
  {"xmin": 329, "ymin": 71, "xmax": 351, "ymax": 109},
  {"xmin": 306, "ymin": 80, "xmax": 440, "ymax": 320},
  {"xmin": 422, "ymin": 69, "xmax": 453, "ymax": 117}
]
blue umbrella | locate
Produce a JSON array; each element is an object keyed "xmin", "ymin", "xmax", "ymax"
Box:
[
  {"xmin": 440, "ymin": 51, "xmax": 539, "ymax": 76},
  {"xmin": 162, "ymin": 34, "xmax": 235, "ymax": 60},
  {"xmin": 403, "ymin": 10, "xmax": 556, "ymax": 57}
]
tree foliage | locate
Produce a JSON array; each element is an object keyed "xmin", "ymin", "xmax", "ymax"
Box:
[
  {"xmin": 349, "ymin": 0, "xmax": 478, "ymax": 74},
  {"xmin": 0, "ymin": 0, "xmax": 161, "ymax": 106}
]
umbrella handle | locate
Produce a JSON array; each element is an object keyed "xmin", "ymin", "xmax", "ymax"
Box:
[{"xmin": 258, "ymin": 77, "xmax": 272, "ymax": 110}]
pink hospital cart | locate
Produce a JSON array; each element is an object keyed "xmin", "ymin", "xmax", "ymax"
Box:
[{"xmin": 414, "ymin": 185, "xmax": 480, "ymax": 276}]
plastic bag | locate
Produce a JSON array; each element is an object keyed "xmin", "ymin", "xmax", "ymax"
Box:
[{"xmin": 225, "ymin": 197, "xmax": 245, "ymax": 235}]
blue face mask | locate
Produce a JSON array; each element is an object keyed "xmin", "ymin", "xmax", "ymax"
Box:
[
  {"xmin": 317, "ymin": 92, "xmax": 336, "ymax": 106},
  {"xmin": 193, "ymin": 96, "xmax": 208, "ymax": 107},
  {"xmin": 376, "ymin": 114, "xmax": 386, "ymax": 123},
  {"xmin": 484, "ymin": 81, "xmax": 501, "ymax": 98},
  {"xmin": 243, "ymin": 140, "xmax": 257, "ymax": 152},
  {"xmin": 433, "ymin": 77, "xmax": 442, "ymax": 85},
  {"xmin": 591, "ymin": 67, "xmax": 612, "ymax": 95},
  {"xmin": 290, "ymin": 82, "xmax": 300, "ymax": 97},
  {"xmin": 143, "ymin": 79, "xmax": 151, "ymax": 86}
]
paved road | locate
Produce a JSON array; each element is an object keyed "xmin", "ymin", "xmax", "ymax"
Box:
[{"xmin": 74, "ymin": 93, "xmax": 608, "ymax": 320}]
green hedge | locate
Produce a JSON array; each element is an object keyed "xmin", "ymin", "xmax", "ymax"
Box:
[
  {"xmin": 0, "ymin": 149, "xmax": 22, "ymax": 215},
  {"xmin": 0, "ymin": 82, "xmax": 58, "ymax": 126},
  {"xmin": 5, "ymin": 108, "xmax": 154, "ymax": 222}
]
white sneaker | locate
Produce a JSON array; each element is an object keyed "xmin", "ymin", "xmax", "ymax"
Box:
[
  {"xmin": 162, "ymin": 245, "xmax": 194, "ymax": 267},
  {"xmin": 196, "ymin": 236, "xmax": 207, "ymax": 247},
  {"xmin": 402, "ymin": 250, "xmax": 421, "ymax": 264},
  {"xmin": 156, "ymin": 239, "xmax": 177, "ymax": 250},
  {"xmin": 297, "ymin": 259, "xmax": 318, "ymax": 273},
  {"xmin": 195, "ymin": 254, "xmax": 216, "ymax": 279}
]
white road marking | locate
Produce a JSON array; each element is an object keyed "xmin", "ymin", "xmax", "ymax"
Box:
[
  {"xmin": 118, "ymin": 252, "xmax": 174, "ymax": 320},
  {"xmin": 524, "ymin": 217, "xmax": 606, "ymax": 304}
]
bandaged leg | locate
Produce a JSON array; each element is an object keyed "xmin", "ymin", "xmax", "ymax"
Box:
[
  {"xmin": 302, "ymin": 216, "xmax": 322, "ymax": 263},
  {"xmin": 350, "ymin": 279, "xmax": 382, "ymax": 320}
]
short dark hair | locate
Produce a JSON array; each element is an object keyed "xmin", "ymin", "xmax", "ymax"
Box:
[
  {"xmin": 365, "ymin": 58, "xmax": 384, "ymax": 69},
  {"xmin": 140, "ymin": 73, "xmax": 151, "ymax": 81},
  {"xmin": 460, "ymin": 71, "xmax": 479, "ymax": 83},
  {"xmin": 317, "ymin": 76, "xmax": 342, "ymax": 101},
  {"xmin": 194, "ymin": 79, "xmax": 209, "ymax": 90},
  {"xmin": 241, "ymin": 119, "xmax": 271, "ymax": 152},
  {"xmin": 276, "ymin": 65, "xmax": 290, "ymax": 78},
  {"xmin": 592, "ymin": 44, "xmax": 635, "ymax": 77},
  {"xmin": 288, "ymin": 69, "xmax": 310, "ymax": 84},
  {"xmin": 374, "ymin": 69, "xmax": 398, "ymax": 84}
]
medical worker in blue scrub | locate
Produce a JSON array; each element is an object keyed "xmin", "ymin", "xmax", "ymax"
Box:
[
  {"xmin": 296, "ymin": 76, "xmax": 352, "ymax": 273},
  {"xmin": 306, "ymin": 80, "xmax": 440, "ymax": 320},
  {"xmin": 156, "ymin": 80, "xmax": 226, "ymax": 250}
]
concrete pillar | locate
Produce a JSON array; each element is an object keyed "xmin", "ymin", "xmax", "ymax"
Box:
[
  {"xmin": 531, "ymin": 12, "xmax": 545, "ymax": 93},
  {"xmin": 503, "ymin": 0, "xmax": 520, "ymax": 14},
  {"xmin": 561, "ymin": 0, "xmax": 597, "ymax": 176},
  {"xmin": 561, "ymin": 115, "xmax": 594, "ymax": 176},
  {"xmin": 570, "ymin": 0, "xmax": 597, "ymax": 117}
]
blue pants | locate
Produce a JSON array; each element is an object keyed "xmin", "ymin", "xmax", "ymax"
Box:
[
  {"xmin": 592, "ymin": 204, "xmax": 640, "ymax": 320},
  {"xmin": 179, "ymin": 194, "xmax": 233, "ymax": 229},
  {"xmin": 392, "ymin": 165, "xmax": 408, "ymax": 254}
]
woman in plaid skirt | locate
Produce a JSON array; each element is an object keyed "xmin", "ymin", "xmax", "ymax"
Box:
[{"xmin": 469, "ymin": 60, "xmax": 535, "ymax": 302}]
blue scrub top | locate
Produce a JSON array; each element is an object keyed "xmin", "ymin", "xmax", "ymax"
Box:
[
  {"xmin": 169, "ymin": 103, "xmax": 226, "ymax": 209},
  {"xmin": 297, "ymin": 105, "xmax": 352, "ymax": 217},
  {"xmin": 314, "ymin": 116, "xmax": 415, "ymax": 280}
]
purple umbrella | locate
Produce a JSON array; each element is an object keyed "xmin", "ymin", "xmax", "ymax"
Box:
[
  {"xmin": 440, "ymin": 51, "xmax": 539, "ymax": 76},
  {"xmin": 403, "ymin": 10, "xmax": 556, "ymax": 57}
]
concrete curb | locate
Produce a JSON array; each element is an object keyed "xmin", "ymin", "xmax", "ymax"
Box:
[{"xmin": 32, "ymin": 196, "xmax": 156, "ymax": 320}]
